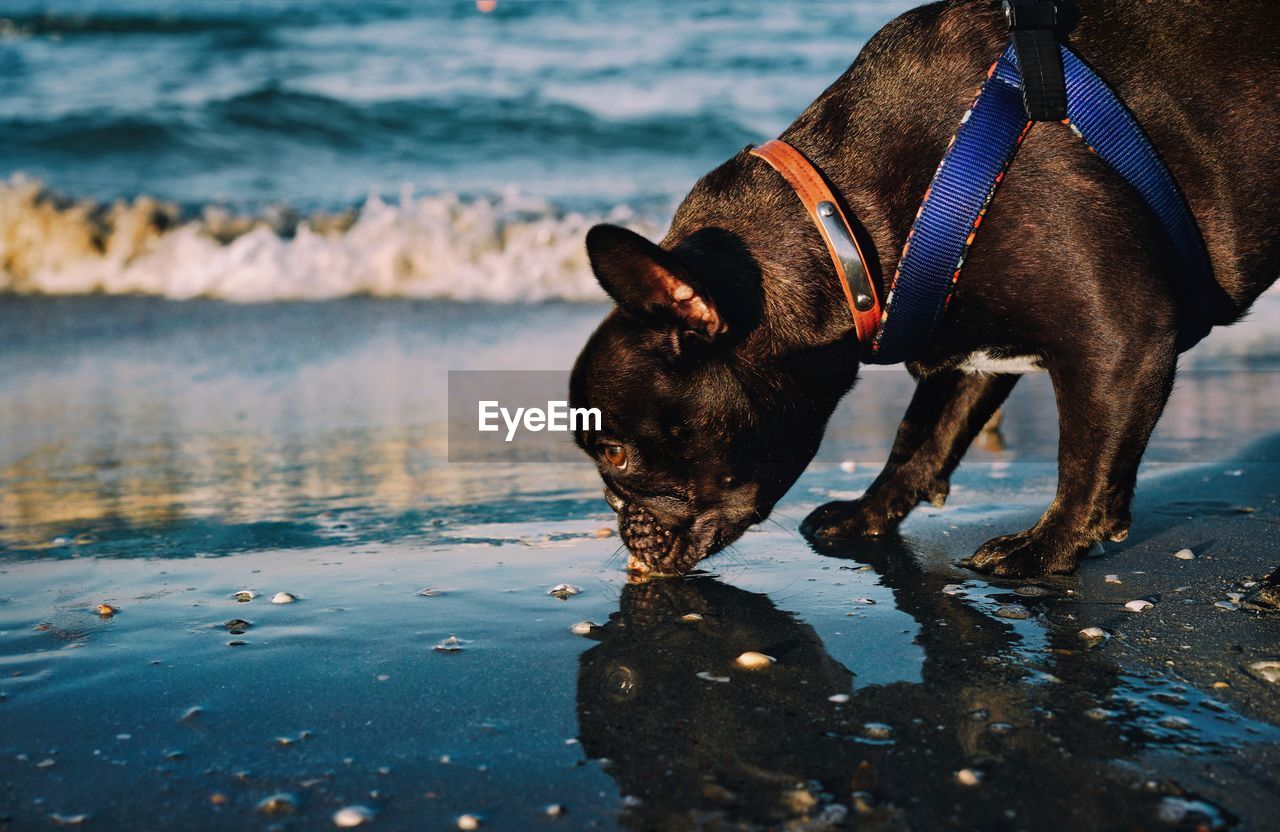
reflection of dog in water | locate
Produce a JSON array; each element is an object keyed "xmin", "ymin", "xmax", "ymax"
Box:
[{"xmin": 576, "ymin": 556, "xmax": 1237, "ymax": 830}]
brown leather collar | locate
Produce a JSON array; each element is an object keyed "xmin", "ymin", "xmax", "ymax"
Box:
[{"xmin": 749, "ymin": 140, "xmax": 882, "ymax": 345}]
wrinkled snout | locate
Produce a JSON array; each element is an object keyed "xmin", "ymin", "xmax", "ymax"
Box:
[{"xmin": 604, "ymin": 486, "xmax": 742, "ymax": 577}]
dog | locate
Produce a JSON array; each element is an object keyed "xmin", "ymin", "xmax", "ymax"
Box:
[{"xmin": 569, "ymin": 0, "xmax": 1280, "ymax": 578}]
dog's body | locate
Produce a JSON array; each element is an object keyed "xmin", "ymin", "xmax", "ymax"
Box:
[{"xmin": 570, "ymin": 0, "xmax": 1280, "ymax": 577}]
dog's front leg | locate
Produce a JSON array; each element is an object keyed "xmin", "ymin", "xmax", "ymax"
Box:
[
  {"xmin": 970, "ymin": 339, "xmax": 1177, "ymax": 577},
  {"xmin": 803, "ymin": 369, "xmax": 1020, "ymax": 539}
]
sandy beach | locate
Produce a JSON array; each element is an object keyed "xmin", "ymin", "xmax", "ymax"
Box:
[{"xmin": 0, "ymin": 298, "xmax": 1276, "ymax": 830}]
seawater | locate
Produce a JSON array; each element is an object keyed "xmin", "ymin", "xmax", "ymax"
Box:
[{"xmin": 0, "ymin": 0, "xmax": 913, "ymax": 299}]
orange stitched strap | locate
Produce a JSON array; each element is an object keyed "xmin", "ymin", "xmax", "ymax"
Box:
[{"xmin": 749, "ymin": 140, "xmax": 881, "ymax": 344}]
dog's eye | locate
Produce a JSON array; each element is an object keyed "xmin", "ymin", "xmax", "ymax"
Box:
[{"xmin": 601, "ymin": 444, "xmax": 628, "ymax": 470}]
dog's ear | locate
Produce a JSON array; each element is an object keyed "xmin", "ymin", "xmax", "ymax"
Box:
[{"xmin": 586, "ymin": 224, "xmax": 726, "ymax": 341}]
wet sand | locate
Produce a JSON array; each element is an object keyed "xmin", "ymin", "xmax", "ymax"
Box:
[{"xmin": 1, "ymin": 297, "xmax": 1278, "ymax": 830}]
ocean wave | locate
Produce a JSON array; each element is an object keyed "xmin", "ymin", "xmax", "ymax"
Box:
[{"xmin": 0, "ymin": 179, "xmax": 653, "ymax": 302}]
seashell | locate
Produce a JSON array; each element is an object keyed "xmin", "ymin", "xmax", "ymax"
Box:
[
  {"xmin": 547, "ymin": 584, "xmax": 581, "ymax": 600},
  {"xmin": 828, "ymin": 693, "xmax": 850, "ymax": 704},
  {"xmin": 1247, "ymin": 660, "xmax": 1280, "ymax": 684},
  {"xmin": 862, "ymin": 722, "xmax": 893, "ymax": 740},
  {"xmin": 1173, "ymin": 548, "xmax": 1195, "ymax": 560},
  {"xmin": 49, "ymin": 814, "xmax": 89, "ymax": 826},
  {"xmin": 1124, "ymin": 600, "xmax": 1154, "ymax": 612},
  {"xmin": 1078, "ymin": 626, "xmax": 1107, "ymax": 642},
  {"xmin": 270, "ymin": 592, "xmax": 298, "ymax": 604},
  {"xmin": 695, "ymin": 671, "xmax": 730, "ymax": 683},
  {"xmin": 233, "ymin": 591, "xmax": 256, "ymax": 602},
  {"xmin": 1105, "ymin": 574, "xmax": 1122, "ymax": 584},
  {"xmin": 416, "ymin": 587, "xmax": 446, "ymax": 597},
  {"xmin": 457, "ymin": 814, "xmax": 481, "ymax": 830},
  {"xmin": 333, "ymin": 806, "xmax": 374, "ymax": 827},
  {"xmin": 942, "ymin": 584, "xmax": 965, "ymax": 595},
  {"xmin": 570, "ymin": 621, "xmax": 597, "ymax": 636},
  {"xmin": 435, "ymin": 635, "xmax": 465, "ymax": 653},
  {"xmin": 955, "ymin": 768, "xmax": 982, "ymax": 787},
  {"xmin": 256, "ymin": 793, "xmax": 299, "ymax": 816},
  {"xmin": 679, "ymin": 613, "xmax": 704, "ymax": 622},
  {"xmin": 734, "ymin": 651, "xmax": 775, "ymax": 670},
  {"xmin": 544, "ymin": 804, "xmax": 566, "ymax": 817},
  {"xmin": 97, "ymin": 603, "xmax": 118, "ymax": 617}
]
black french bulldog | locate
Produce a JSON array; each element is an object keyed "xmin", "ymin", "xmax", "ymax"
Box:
[{"xmin": 569, "ymin": 0, "xmax": 1280, "ymax": 577}]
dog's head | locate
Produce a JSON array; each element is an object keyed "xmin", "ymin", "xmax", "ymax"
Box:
[{"xmin": 570, "ymin": 217, "xmax": 859, "ymax": 576}]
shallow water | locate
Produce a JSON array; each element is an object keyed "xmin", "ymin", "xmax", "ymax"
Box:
[{"xmin": 2, "ymin": 299, "xmax": 1279, "ymax": 829}]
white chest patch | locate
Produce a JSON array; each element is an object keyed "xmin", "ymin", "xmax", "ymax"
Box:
[{"xmin": 958, "ymin": 351, "xmax": 1045, "ymax": 375}]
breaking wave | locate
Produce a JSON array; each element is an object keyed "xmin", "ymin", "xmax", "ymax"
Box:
[{"xmin": 0, "ymin": 179, "xmax": 658, "ymax": 302}]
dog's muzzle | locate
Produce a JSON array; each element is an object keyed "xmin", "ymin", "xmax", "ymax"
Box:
[{"xmin": 605, "ymin": 487, "xmax": 708, "ymax": 576}]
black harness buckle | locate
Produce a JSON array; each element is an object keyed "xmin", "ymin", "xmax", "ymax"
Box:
[{"xmin": 1002, "ymin": 0, "xmax": 1074, "ymax": 121}]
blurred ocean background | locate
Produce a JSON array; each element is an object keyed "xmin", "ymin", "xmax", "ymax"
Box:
[{"xmin": 0, "ymin": 0, "xmax": 916, "ymax": 300}]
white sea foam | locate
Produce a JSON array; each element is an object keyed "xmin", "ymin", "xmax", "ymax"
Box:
[
  {"xmin": 0, "ymin": 179, "xmax": 655, "ymax": 303},
  {"xmin": 1, "ymin": 176, "xmax": 1277, "ymax": 363}
]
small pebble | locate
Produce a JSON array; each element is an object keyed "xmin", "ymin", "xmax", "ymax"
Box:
[
  {"xmin": 1247, "ymin": 660, "xmax": 1280, "ymax": 684},
  {"xmin": 1078, "ymin": 626, "xmax": 1107, "ymax": 643},
  {"xmin": 735, "ymin": 651, "xmax": 776, "ymax": 670},
  {"xmin": 227, "ymin": 640, "xmax": 248, "ymax": 647},
  {"xmin": 828, "ymin": 693, "xmax": 850, "ymax": 704},
  {"xmin": 679, "ymin": 613, "xmax": 704, "ymax": 622},
  {"xmin": 839, "ymin": 460, "xmax": 858, "ymax": 473},
  {"xmin": 995, "ymin": 605, "xmax": 1031, "ymax": 620},
  {"xmin": 180, "ymin": 706, "xmax": 203, "ymax": 723},
  {"xmin": 1086, "ymin": 542, "xmax": 1106, "ymax": 558},
  {"xmin": 989, "ymin": 722, "xmax": 1014, "ymax": 735},
  {"xmin": 570, "ymin": 621, "xmax": 597, "ymax": 636},
  {"xmin": 592, "ymin": 527, "xmax": 614, "ymax": 538},
  {"xmin": 1173, "ymin": 548, "xmax": 1195, "ymax": 560},
  {"xmin": 941, "ymin": 584, "xmax": 965, "ymax": 595},
  {"xmin": 1084, "ymin": 707, "xmax": 1114, "ymax": 720},
  {"xmin": 457, "ymin": 814, "xmax": 481, "ymax": 830},
  {"xmin": 37, "ymin": 758, "xmax": 56, "ymax": 768},
  {"xmin": 854, "ymin": 597, "xmax": 876, "ymax": 605},
  {"xmin": 333, "ymin": 806, "xmax": 374, "ymax": 827},
  {"xmin": 224, "ymin": 619, "xmax": 251, "ymax": 633},
  {"xmin": 1215, "ymin": 600, "xmax": 1237, "ymax": 611},
  {"xmin": 1105, "ymin": 574, "xmax": 1122, "ymax": 584},
  {"xmin": 271, "ymin": 592, "xmax": 298, "ymax": 604},
  {"xmin": 96, "ymin": 603, "xmax": 118, "ymax": 617},
  {"xmin": 545, "ymin": 804, "xmax": 567, "ymax": 817},
  {"xmin": 696, "ymin": 671, "xmax": 730, "ymax": 683},
  {"xmin": 233, "ymin": 591, "xmax": 256, "ymax": 602},
  {"xmin": 547, "ymin": 584, "xmax": 581, "ymax": 600},
  {"xmin": 1014, "ymin": 585, "xmax": 1052, "ymax": 598},
  {"xmin": 955, "ymin": 768, "xmax": 982, "ymax": 787},
  {"xmin": 1124, "ymin": 600, "xmax": 1154, "ymax": 612}
]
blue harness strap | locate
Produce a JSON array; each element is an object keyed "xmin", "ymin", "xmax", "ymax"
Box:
[{"xmin": 868, "ymin": 42, "xmax": 1216, "ymax": 364}]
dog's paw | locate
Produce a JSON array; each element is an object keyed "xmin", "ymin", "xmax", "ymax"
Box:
[
  {"xmin": 968, "ymin": 528, "xmax": 1087, "ymax": 577},
  {"xmin": 802, "ymin": 500, "xmax": 893, "ymax": 539}
]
